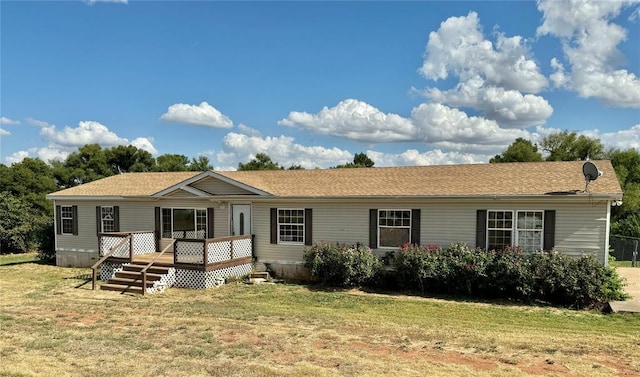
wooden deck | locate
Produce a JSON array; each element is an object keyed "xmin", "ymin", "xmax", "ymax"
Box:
[{"xmin": 131, "ymin": 252, "xmax": 175, "ymax": 266}]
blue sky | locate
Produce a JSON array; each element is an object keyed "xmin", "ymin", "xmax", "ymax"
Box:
[{"xmin": 1, "ymin": 0, "xmax": 639, "ymax": 169}]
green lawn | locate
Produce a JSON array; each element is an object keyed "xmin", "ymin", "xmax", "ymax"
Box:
[{"xmin": 1, "ymin": 254, "xmax": 639, "ymax": 377}]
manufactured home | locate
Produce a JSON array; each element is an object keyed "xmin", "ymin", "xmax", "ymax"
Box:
[{"xmin": 46, "ymin": 160, "xmax": 623, "ymax": 292}]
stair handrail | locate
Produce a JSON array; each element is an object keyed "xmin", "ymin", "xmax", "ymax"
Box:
[
  {"xmin": 91, "ymin": 234, "xmax": 132, "ymax": 290},
  {"xmin": 139, "ymin": 239, "xmax": 175, "ymax": 296}
]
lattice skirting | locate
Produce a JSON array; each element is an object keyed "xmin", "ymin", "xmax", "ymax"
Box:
[
  {"xmin": 100, "ymin": 262, "xmax": 124, "ymax": 281},
  {"xmin": 174, "ymin": 263, "xmax": 253, "ymax": 289},
  {"xmin": 147, "ymin": 267, "xmax": 176, "ymax": 294}
]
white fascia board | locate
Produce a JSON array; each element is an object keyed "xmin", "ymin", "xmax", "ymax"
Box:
[
  {"xmin": 176, "ymin": 185, "xmax": 210, "ymax": 197},
  {"xmin": 152, "ymin": 170, "xmax": 272, "ymax": 197}
]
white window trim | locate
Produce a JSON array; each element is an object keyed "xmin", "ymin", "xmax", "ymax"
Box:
[
  {"xmin": 378, "ymin": 209, "xmax": 412, "ymax": 249},
  {"xmin": 61, "ymin": 205, "xmax": 74, "ymax": 235},
  {"xmin": 486, "ymin": 209, "xmax": 544, "ymax": 252},
  {"xmin": 100, "ymin": 206, "xmax": 115, "ymax": 233},
  {"xmin": 161, "ymin": 207, "xmax": 208, "ymax": 239},
  {"xmin": 277, "ymin": 208, "xmax": 305, "ymax": 245}
]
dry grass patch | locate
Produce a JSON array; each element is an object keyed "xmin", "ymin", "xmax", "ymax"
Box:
[{"xmin": 1, "ymin": 254, "xmax": 639, "ymax": 376}]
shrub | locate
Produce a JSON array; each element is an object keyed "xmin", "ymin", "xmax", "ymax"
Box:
[
  {"xmin": 303, "ymin": 242, "xmax": 381, "ymax": 288},
  {"xmin": 392, "ymin": 243, "xmax": 627, "ymax": 309},
  {"xmin": 530, "ymin": 252, "xmax": 628, "ymax": 309}
]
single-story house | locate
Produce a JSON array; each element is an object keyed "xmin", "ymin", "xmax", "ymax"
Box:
[{"xmin": 46, "ymin": 160, "xmax": 623, "ymax": 289}]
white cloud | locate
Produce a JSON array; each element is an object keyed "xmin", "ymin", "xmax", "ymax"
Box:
[
  {"xmin": 237, "ymin": 123, "xmax": 262, "ymax": 137},
  {"xmin": 0, "ymin": 117, "xmax": 20, "ymax": 125},
  {"xmin": 131, "ymin": 137, "xmax": 158, "ymax": 155},
  {"xmin": 40, "ymin": 121, "xmax": 128, "ymax": 147},
  {"xmin": 160, "ymin": 101, "xmax": 233, "ymax": 128},
  {"xmin": 217, "ymin": 132, "xmax": 353, "ymax": 169},
  {"xmin": 26, "ymin": 117, "xmax": 53, "ymax": 128},
  {"xmin": 366, "ymin": 149, "xmax": 489, "ymax": 167},
  {"xmin": 537, "ymin": 0, "xmax": 640, "ymax": 107},
  {"xmin": 280, "ymin": 99, "xmax": 529, "ymax": 155},
  {"xmin": 0, "ymin": 128, "xmax": 10, "ymax": 136},
  {"xmin": 279, "ymin": 99, "xmax": 414, "ymax": 143},
  {"xmin": 4, "ymin": 119, "xmax": 159, "ymax": 165},
  {"xmin": 5, "ymin": 150, "xmax": 31, "ymax": 165},
  {"xmin": 420, "ymin": 12, "xmax": 547, "ymax": 93},
  {"xmin": 583, "ymin": 124, "xmax": 640, "ymax": 151},
  {"xmin": 425, "ymin": 76, "xmax": 553, "ymax": 128}
]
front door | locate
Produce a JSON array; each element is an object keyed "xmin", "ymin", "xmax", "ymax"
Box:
[{"xmin": 231, "ymin": 204, "xmax": 251, "ymax": 236}]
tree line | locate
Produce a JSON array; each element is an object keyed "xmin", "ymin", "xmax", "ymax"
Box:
[{"xmin": 1, "ymin": 131, "xmax": 638, "ymax": 259}]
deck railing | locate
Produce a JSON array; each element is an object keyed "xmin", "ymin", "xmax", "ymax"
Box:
[
  {"xmin": 98, "ymin": 231, "xmax": 157, "ymax": 260},
  {"xmin": 174, "ymin": 235, "xmax": 253, "ymax": 266},
  {"xmin": 91, "ymin": 234, "xmax": 132, "ymax": 290}
]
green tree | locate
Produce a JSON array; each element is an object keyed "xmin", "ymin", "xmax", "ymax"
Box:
[
  {"xmin": 540, "ymin": 131, "xmax": 604, "ymax": 161},
  {"xmin": 58, "ymin": 144, "xmax": 112, "ymax": 186},
  {"xmin": 105, "ymin": 145, "xmax": 156, "ymax": 173},
  {"xmin": 237, "ymin": 153, "xmax": 283, "ymax": 171},
  {"xmin": 334, "ymin": 152, "xmax": 375, "ymax": 168},
  {"xmin": 607, "ymin": 148, "xmax": 640, "ymax": 237},
  {"xmin": 155, "ymin": 154, "xmax": 190, "ymax": 171},
  {"xmin": 490, "ymin": 138, "xmax": 543, "ymax": 163},
  {"xmin": 0, "ymin": 192, "xmax": 46, "ymax": 254},
  {"xmin": 189, "ymin": 156, "xmax": 213, "ymax": 171}
]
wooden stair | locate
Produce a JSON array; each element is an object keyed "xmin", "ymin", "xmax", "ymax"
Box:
[{"xmin": 100, "ymin": 262, "xmax": 171, "ymax": 294}]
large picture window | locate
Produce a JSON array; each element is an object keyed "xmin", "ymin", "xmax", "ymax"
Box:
[
  {"xmin": 278, "ymin": 209, "xmax": 305, "ymax": 244},
  {"xmin": 161, "ymin": 208, "xmax": 207, "ymax": 239},
  {"xmin": 487, "ymin": 210, "xmax": 543, "ymax": 252},
  {"xmin": 378, "ymin": 210, "xmax": 411, "ymax": 248}
]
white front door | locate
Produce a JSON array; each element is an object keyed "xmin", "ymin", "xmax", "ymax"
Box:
[{"xmin": 231, "ymin": 204, "xmax": 251, "ymax": 236}]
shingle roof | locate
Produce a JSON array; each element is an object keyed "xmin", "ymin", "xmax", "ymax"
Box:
[
  {"xmin": 48, "ymin": 172, "xmax": 200, "ymax": 197},
  {"xmin": 48, "ymin": 161, "xmax": 622, "ymax": 198}
]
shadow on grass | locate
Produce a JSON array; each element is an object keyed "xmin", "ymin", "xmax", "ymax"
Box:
[
  {"xmin": 302, "ymin": 282, "xmax": 547, "ymax": 309},
  {"xmin": 0, "ymin": 258, "xmax": 53, "ymax": 267}
]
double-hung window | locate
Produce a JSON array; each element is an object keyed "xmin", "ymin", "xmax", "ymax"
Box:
[
  {"xmin": 378, "ymin": 209, "xmax": 411, "ymax": 248},
  {"xmin": 161, "ymin": 208, "xmax": 207, "ymax": 239},
  {"xmin": 487, "ymin": 210, "xmax": 543, "ymax": 252},
  {"xmin": 61, "ymin": 206, "xmax": 74, "ymax": 235},
  {"xmin": 277, "ymin": 209, "xmax": 305, "ymax": 244},
  {"xmin": 100, "ymin": 206, "xmax": 115, "ymax": 233}
]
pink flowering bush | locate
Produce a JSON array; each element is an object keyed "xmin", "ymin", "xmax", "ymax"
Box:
[{"xmin": 303, "ymin": 241, "xmax": 381, "ymax": 287}]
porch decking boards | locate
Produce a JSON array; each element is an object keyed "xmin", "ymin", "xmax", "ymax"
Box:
[{"xmin": 105, "ymin": 252, "xmax": 253, "ymax": 271}]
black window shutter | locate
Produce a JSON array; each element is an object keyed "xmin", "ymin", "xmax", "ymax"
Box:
[
  {"xmin": 304, "ymin": 208, "xmax": 313, "ymax": 246},
  {"xmin": 154, "ymin": 207, "xmax": 161, "ymax": 241},
  {"xmin": 476, "ymin": 210, "xmax": 487, "ymax": 250},
  {"xmin": 113, "ymin": 206, "xmax": 120, "ymax": 232},
  {"xmin": 369, "ymin": 209, "xmax": 378, "ymax": 248},
  {"xmin": 270, "ymin": 208, "xmax": 278, "ymax": 244},
  {"xmin": 71, "ymin": 205, "xmax": 78, "ymax": 235},
  {"xmin": 207, "ymin": 207, "xmax": 215, "ymax": 238},
  {"xmin": 411, "ymin": 209, "xmax": 421, "ymax": 245},
  {"xmin": 543, "ymin": 210, "xmax": 556, "ymax": 251},
  {"xmin": 56, "ymin": 205, "xmax": 62, "ymax": 235},
  {"xmin": 96, "ymin": 206, "xmax": 101, "ymax": 235}
]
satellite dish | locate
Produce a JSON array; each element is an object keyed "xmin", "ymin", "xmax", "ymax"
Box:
[{"xmin": 583, "ymin": 161, "xmax": 602, "ymax": 192}]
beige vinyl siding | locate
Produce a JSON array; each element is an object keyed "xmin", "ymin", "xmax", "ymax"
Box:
[
  {"xmin": 166, "ymin": 190, "xmax": 200, "ymax": 198},
  {"xmin": 191, "ymin": 177, "xmax": 257, "ymax": 196},
  {"xmin": 251, "ymin": 198, "xmax": 609, "ymax": 264},
  {"xmin": 54, "ymin": 198, "xmax": 233, "ymax": 266}
]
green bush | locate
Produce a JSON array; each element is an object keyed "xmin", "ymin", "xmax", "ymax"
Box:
[
  {"xmin": 391, "ymin": 243, "xmax": 627, "ymax": 309},
  {"xmin": 303, "ymin": 242, "xmax": 381, "ymax": 287}
]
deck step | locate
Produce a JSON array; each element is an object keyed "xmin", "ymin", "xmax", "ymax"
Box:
[
  {"xmin": 107, "ymin": 277, "xmax": 156, "ymax": 287},
  {"xmin": 250, "ymin": 271, "xmax": 270, "ymax": 280},
  {"xmin": 114, "ymin": 270, "xmax": 163, "ymax": 281},
  {"xmin": 100, "ymin": 283, "xmax": 144, "ymax": 294},
  {"xmin": 122, "ymin": 264, "xmax": 170, "ymax": 274}
]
